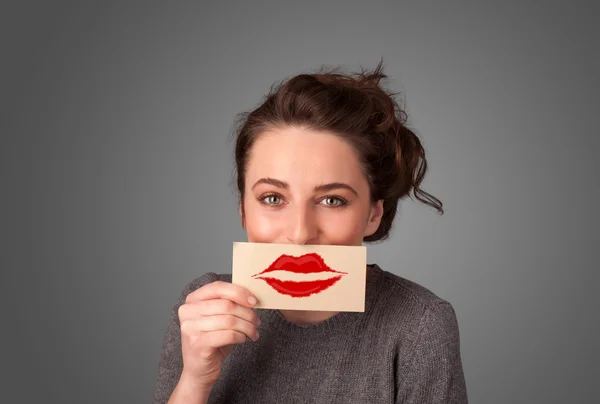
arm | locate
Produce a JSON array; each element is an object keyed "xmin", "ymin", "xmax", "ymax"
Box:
[
  {"xmin": 167, "ymin": 372, "xmax": 213, "ymax": 404},
  {"xmin": 396, "ymin": 301, "xmax": 468, "ymax": 403},
  {"xmin": 152, "ymin": 274, "xmax": 219, "ymax": 404}
]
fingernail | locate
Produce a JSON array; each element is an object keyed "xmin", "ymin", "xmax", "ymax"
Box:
[
  {"xmin": 254, "ymin": 331, "xmax": 260, "ymax": 341},
  {"xmin": 257, "ymin": 318, "xmax": 262, "ymax": 327},
  {"xmin": 247, "ymin": 296, "xmax": 257, "ymax": 306}
]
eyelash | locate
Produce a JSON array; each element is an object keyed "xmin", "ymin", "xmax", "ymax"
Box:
[{"xmin": 258, "ymin": 193, "xmax": 348, "ymax": 208}]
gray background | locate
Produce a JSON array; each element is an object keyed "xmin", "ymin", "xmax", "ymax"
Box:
[{"xmin": 3, "ymin": 0, "xmax": 598, "ymax": 403}]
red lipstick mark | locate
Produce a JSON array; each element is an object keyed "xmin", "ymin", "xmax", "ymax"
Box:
[
  {"xmin": 253, "ymin": 276, "xmax": 343, "ymax": 298},
  {"xmin": 252, "ymin": 253, "xmax": 347, "ymax": 298}
]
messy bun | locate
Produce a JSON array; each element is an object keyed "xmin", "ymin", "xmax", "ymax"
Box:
[{"xmin": 233, "ymin": 61, "xmax": 443, "ymax": 242}]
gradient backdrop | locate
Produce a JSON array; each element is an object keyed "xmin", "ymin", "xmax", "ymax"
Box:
[{"xmin": 3, "ymin": 1, "xmax": 598, "ymax": 403}]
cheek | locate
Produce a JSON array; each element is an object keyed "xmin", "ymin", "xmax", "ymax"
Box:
[
  {"xmin": 317, "ymin": 208, "xmax": 369, "ymax": 245},
  {"xmin": 243, "ymin": 203, "xmax": 282, "ymax": 242}
]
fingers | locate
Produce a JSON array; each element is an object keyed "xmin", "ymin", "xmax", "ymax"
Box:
[
  {"xmin": 178, "ymin": 281, "xmax": 262, "ymax": 350},
  {"xmin": 181, "ymin": 315, "xmax": 260, "ymax": 342},
  {"xmin": 201, "ymin": 330, "xmax": 248, "ymax": 348},
  {"xmin": 186, "ymin": 281, "xmax": 257, "ymax": 308},
  {"xmin": 179, "ymin": 298, "xmax": 261, "ymax": 327}
]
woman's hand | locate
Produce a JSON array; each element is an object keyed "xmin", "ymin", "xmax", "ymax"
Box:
[{"xmin": 177, "ymin": 281, "xmax": 261, "ymax": 388}]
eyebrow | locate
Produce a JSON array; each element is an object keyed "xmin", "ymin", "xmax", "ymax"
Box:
[
  {"xmin": 314, "ymin": 182, "xmax": 359, "ymax": 197},
  {"xmin": 251, "ymin": 178, "xmax": 358, "ymax": 197},
  {"xmin": 251, "ymin": 177, "xmax": 289, "ymax": 190}
]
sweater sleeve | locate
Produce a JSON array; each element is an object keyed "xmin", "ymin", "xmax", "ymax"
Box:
[
  {"xmin": 151, "ymin": 272, "xmax": 221, "ymax": 404},
  {"xmin": 396, "ymin": 301, "xmax": 468, "ymax": 404}
]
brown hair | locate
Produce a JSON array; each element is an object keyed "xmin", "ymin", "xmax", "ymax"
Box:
[{"xmin": 232, "ymin": 61, "xmax": 443, "ymax": 242}]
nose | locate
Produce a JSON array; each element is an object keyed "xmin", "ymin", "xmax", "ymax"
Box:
[{"xmin": 286, "ymin": 204, "xmax": 318, "ymax": 245}]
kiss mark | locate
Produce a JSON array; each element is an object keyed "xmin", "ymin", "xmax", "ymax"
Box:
[{"xmin": 252, "ymin": 253, "xmax": 347, "ymax": 298}]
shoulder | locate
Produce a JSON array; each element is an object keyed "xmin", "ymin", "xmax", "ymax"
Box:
[
  {"xmin": 373, "ymin": 265, "xmax": 454, "ymax": 313},
  {"xmin": 370, "ymin": 265, "xmax": 461, "ymax": 341},
  {"xmin": 180, "ymin": 272, "xmax": 232, "ymax": 296},
  {"xmin": 375, "ymin": 267, "xmax": 469, "ymax": 400},
  {"xmin": 174, "ymin": 272, "xmax": 233, "ymax": 304}
]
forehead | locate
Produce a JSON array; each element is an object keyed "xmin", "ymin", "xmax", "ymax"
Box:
[{"xmin": 245, "ymin": 127, "xmax": 366, "ymax": 187}]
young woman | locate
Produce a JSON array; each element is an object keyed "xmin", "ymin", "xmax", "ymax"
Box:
[{"xmin": 153, "ymin": 63, "xmax": 468, "ymax": 404}]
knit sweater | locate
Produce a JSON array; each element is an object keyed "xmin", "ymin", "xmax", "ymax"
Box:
[{"xmin": 152, "ymin": 264, "xmax": 468, "ymax": 403}]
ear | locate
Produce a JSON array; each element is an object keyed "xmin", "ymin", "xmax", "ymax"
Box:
[
  {"xmin": 239, "ymin": 200, "xmax": 246, "ymax": 229},
  {"xmin": 364, "ymin": 200, "xmax": 384, "ymax": 237}
]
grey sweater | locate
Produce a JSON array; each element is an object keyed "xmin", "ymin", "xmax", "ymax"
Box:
[{"xmin": 153, "ymin": 264, "xmax": 468, "ymax": 403}]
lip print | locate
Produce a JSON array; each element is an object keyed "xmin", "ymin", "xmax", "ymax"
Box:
[{"xmin": 251, "ymin": 253, "xmax": 347, "ymax": 298}]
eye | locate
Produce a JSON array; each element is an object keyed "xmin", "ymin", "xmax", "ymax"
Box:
[
  {"xmin": 260, "ymin": 194, "xmax": 284, "ymax": 206},
  {"xmin": 319, "ymin": 196, "xmax": 347, "ymax": 207}
]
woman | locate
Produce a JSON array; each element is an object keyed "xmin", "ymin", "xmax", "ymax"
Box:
[{"xmin": 153, "ymin": 63, "xmax": 468, "ymax": 403}]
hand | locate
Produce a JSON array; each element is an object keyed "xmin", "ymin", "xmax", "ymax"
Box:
[{"xmin": 177, "ymin": 280, "xmax": 261, "ymax": 387}]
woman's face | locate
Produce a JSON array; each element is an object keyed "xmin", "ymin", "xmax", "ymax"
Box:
[{"xmin": 241, "ymin": 126, "xmax": 383, "ymax": 246}]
